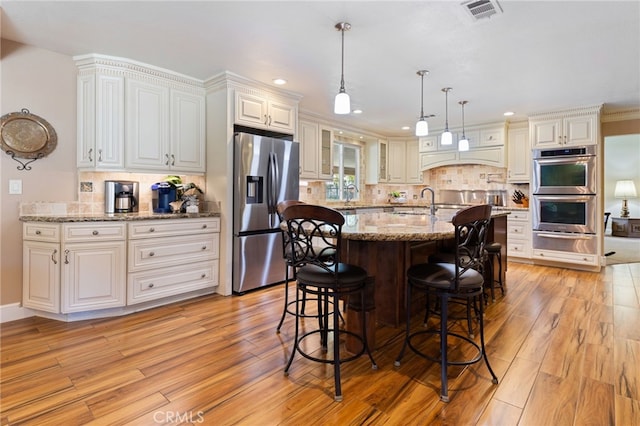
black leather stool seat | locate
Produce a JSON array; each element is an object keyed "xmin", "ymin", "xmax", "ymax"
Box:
[
  {"xmin": 297, "ymin": 263, "xmax": 367, "ymax": 287},
  {"xmin": 408, "ymin": 262, "xmax": 484, "ymax": 290}
]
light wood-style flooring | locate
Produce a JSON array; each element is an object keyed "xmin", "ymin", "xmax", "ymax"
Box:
[{"xmin": 2, "ymin": 261, "xmax": 640, "ymax": 425}]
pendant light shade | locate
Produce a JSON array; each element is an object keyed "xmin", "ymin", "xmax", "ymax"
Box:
[
  {"xmin": 334, "ymin": 22, "xmax": 351, "ymax": 115},
  {"xmin": 415, "ymin": 70, "xmax": 430, "ymax": 136},
  {"xmin": 458, "ymin": 100, "xmax": 469, "ymax": 151},
  {"xmin": 441, "ymin": 88, "xmax": 453, "ymax": 145},
  {"xmin": 416, "ymin": 119, "xmax": 429, "ymax": 137}
]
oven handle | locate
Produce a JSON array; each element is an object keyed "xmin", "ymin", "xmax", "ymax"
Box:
[
  {"xmin": 534, "ymin": 155, "xmax": 594, "ymax": 164},
  {"xmin": 535, "ymin": 232, "xmax": 593, "ymax": 240}
]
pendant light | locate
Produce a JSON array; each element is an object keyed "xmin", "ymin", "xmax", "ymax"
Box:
[
  {"xmin": 415, "ymin": 70, "xmax": 430, "ymax": 136},
  {"xmin": 458, "ymin": 100, "xmax": 469, "ymax": 151},
  {"xmin": 441, "ymin": 88, "xmax": 453, "ymax": 145},
  {"xmin": 334, "ymin": 22, "xmax": 351, "ymax": 115}
]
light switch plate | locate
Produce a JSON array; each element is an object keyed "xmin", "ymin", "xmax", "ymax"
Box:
[{"xmin": 9, "ymin": 179, "xmax": 22, "ymax": 194}]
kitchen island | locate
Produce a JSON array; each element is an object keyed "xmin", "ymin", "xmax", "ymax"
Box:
[{"xmin": 338, "ymin": 209, "xmax": 508, "ymax": 349}]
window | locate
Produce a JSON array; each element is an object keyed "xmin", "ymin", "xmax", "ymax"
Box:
[{"xmin": 325, "ymin": 142, "xmax": 360, "ymax": 201}]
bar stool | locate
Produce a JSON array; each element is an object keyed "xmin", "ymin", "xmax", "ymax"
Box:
[
  {"xmin": 282, "ymin": 203, "xmax": 377, "ymax": 401},
  {"xmin": 395, "ymin": 204, "xmax": 498, "ymax": 402},
  {"xmin": 485, "ymin": 242, "xmax": 504, "ymax": 302}
]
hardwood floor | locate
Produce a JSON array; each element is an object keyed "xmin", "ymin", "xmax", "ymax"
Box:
[{"xmin": 2, "ymin": 261, "xmax": 640, "ymax": 425}]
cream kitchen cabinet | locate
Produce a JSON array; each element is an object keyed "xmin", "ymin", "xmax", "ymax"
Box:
[
  {"xmin": 61, "ymin": 223, "xmax": 126, "ymax": 313},
  {"xmin": 23, "ymin": 222, "xmax": 126, "ymax": 314},
  {"xmin": 22, "ymin": 216, "xmax": 220, "ymax": 320},
  {"xmin": 127, "ymin": 218, "xmax": 219, "ymax": 304},
  {"xmin": 235, "ymin": 91, "xmax": 296, "ymax": 133},
  {"xmin": 529, "ymin": 105, "xmax": 602, "ymax": 148},
  {"xmin": 75, "ymin": 54, "xmax": 206, "ymax": 174},
  {"xmin": 365, "ymin": 139, "xmax": 389, "ymax": 184},
  {"xmin": 23, "ymin": 223, "xmax": 61, "ymax": 313},
  {"xmin": 76, "ymin": 72, "xmax": 125, "ymax": 170},
  {"xmin": 299, "ymin": 119, "xmax": 333, "ymax": 180},
  {"xmin": 126, "ymin": 80, "xmax": 206, "ymax": 173},
  {"xmin": 388, "ymin": 138, "xmax": 421, "ymax": 184},
  {"xmin": 506, "ymin": 210, "xmax": 531, "ymax": 259},
  {"xmin": 418, "ymin": 135, "xmax": 438, "ymax": 152},
  {"xmin": 507, "ymin": 124, "xmax": 530, "ymax": 183},
  {"xmin": 417, "ymin": 122, "xmax": 506, "ymax": 171}
]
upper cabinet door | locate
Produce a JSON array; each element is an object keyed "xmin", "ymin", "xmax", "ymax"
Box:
[
  {"xmin": 235, "ymin": 90, "xmax": 297, "ymax": 134},
  {"xmin": 267, "ymin": 100, "xmax": 296, "ymax": 133},
  {"xmin": 126, "ymin": 79, "xmax": 170, "ymax": 170},
  {"xmin": 299, "ymin": 120, "xmax": 320, "ymax": 179},
  {"xmin": 170, "ymin": 89, "xmax": 206, "ymax": 173},
  {"xmin": 531, "ymin": 118, "xmax": 562, "ymax": 148},
  {"xmin": 77, "ymin": 73, "xmax": 125, "ymax": 170},
  {"xmin": 236, "ymin": 92, "xmax": 268, "ymax": 128}
]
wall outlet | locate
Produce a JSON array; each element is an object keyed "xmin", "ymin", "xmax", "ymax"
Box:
[{"xmin": 9, "ymin": 179, "xmax": 22, "ymax": 195}]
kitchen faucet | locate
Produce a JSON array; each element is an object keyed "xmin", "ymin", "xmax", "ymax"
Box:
[
  {"xmin": 345, "ymin": 184, "xmax": 359, "ymax": 203},
  {"xmin": 420, "ymin": 186, "xmax": 436, "ymax": 215}
]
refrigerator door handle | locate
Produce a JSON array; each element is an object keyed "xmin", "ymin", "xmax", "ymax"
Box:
[{"xmin": 267, "ymin": 152, "xmax": 278, "ymax": 226}]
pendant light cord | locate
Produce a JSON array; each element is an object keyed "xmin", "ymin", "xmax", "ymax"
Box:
[
  {"xmin": 419, "ymin": 73, "xmax": 424, "ymax": 119},
  {"xmin": 444, "ymin": 89, "xmax": 449, "ymax": 130},
  {"xmin": 339, "ymin": 25, "xmax": 346, "ymax": 92}
]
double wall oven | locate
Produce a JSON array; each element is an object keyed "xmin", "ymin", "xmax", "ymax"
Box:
[{"xmin": 532, "ymin": 146, "xmax": 598, "ymax": 256}]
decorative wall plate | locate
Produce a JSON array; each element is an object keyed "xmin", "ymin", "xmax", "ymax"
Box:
[{"xmin": 0, "ymin": 109, "xmax": 57, "ymax": 170}]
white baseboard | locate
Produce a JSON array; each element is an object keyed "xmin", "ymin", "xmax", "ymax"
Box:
[{"xmin": 0, "ymin": 303, "xmax": 35, "ymax": 323}]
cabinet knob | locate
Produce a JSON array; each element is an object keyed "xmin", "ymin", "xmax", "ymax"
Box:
[
  {"xmin": 35, "ymin": 230, "xmax": 41, "ymax": 235},
  {"xmin": 201, "ymin": 246, "xmax": 207, "ymax": 250},
  {"xmin": 202, "ymin": 224, "xmax": 207, "ymax": 229},
  {"xmin": 149, "ymin": 252, "xmax": 155, "ymax": 257},
  {"xmin": 148, "ymin": 283, "xmax": 154, "ymax": 288},
  {"xmin": 92, "ymin": 230, "xmax": 99, "ymax": 236},
  {"xmin": 149, "ymin": 227, "xmax": 155, "ymax": 232},
  {"xmin": 64, "ymin": 249, "xmax": 70, "ymax": 264},
  {"xmin": 201, "ymin": 273, "xmax": 206, "ymax": 279}
]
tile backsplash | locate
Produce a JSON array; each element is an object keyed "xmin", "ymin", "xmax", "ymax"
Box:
[
  {"xmin": 300, "ymin": 164, "xmax": 530, "ymax": 206},
  {"xmin": 21, "ymin": 172, "xmax": 207, "ymax": 216}
]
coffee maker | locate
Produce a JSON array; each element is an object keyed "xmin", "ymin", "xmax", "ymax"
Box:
[
  {"xmin": 105, "ymin": 180, "xmax": 139, "ymax": 213},
  {"xmin": 151, "ymin": 182, "xmax": 177, "ymax": 213}
]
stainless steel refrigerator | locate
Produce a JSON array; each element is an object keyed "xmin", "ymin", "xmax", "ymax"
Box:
[{"xmin": 233, "ymin": 131, "xmax": 299, "ymax": 294}]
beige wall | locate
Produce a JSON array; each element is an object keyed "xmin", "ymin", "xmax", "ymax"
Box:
[{"xmin": 1, "ymin": 40, "xmax": 78, "ymax": 305}]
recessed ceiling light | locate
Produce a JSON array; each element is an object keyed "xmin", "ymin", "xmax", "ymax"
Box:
[
  {"xmin": 352, "ymin": 109, "xmax": 362, "ymax": 114},
  {"xmin": 503, "ymin": 111, "xmax": 515, "ymax": 116},
  {"xmin": 402, "ymin": 126, "xmax": 411, "ymax": 130},
  {"xmin": 273, "ymin": 78, "xmax": 287, "ymax": 85}
]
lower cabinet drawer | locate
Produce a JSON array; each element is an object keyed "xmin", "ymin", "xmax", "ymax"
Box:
[
  {"xmin": 128, "ymin": 261, "xmax": 218, "ymax": 304},
  {"xmin": 507, "ymin": 240, "xmax": 531, "ymax": 258},
  {"xmin": 128, "ymin": 234, "xmax": 219, "ymax": 272}
]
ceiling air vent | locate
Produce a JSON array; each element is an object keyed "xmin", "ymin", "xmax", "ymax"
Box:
[{"xmin": 462, "ymin": 0, "xmax": 503, "ymax": 21}]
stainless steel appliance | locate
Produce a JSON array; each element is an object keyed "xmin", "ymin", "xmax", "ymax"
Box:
[
  {"xmin": 532, "ymin": 194, "xmax": 597, "ymax": 234},
  {"xmin": 233, "ymin": 131, "xmax": 299, "ymax": 294},
  {"xmin": 532, "ymin": 145, "xmax": 598, "ymax": 256},
  {"xmin": 105, "ymin": 180, "xmax": 139, "ymax": 214},
  {"xmin": 532, "ymin": 145, "xmax": 596, "ymax": 195}
]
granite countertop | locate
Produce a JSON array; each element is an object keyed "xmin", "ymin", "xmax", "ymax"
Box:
[
  {"xmin": 340, "ymin": 210, "xmax": 510, "ymax": 242},
  {"xmin": 327, "ymin": 202, "xmax": 528, "ymax": 212},
  {"xmin": 19, "ymin": 211, "xmax": 221, "ymax": 223}
]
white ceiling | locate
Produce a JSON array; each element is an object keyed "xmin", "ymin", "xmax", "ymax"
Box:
[{"xmin": 2, "ymin": 1, "xmax": 639, "ymax": 138}]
